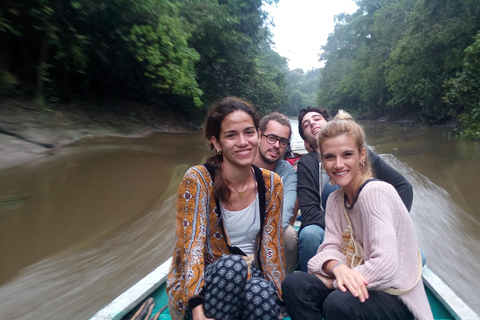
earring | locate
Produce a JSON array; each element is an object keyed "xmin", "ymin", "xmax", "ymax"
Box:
[
  {"xmin": 360, "ymin": 161, "xmax": 366, "ymax": 173},
  {"xmin": 216, "ymin": 150, "xmax": 222, "ymax": 156}
]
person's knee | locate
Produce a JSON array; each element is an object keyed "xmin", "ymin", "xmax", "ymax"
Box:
[
  {"xmin": 283, "ymin": 225, "xmax": 298, "ymax": 250},
  {"xmin": 282, "ymin": 273, "xmax": 296, "ymax": 292},
  {"xmin": 281, "ymin": 273, "xmax": 298, "ymax": 297},
  {"xmin": 282, "ymin": 272, "xmax": 310, "ymax": 296},
  {"xmin": 323, "ymin": 290, "xmax": 357, "ymax": 318},
  {"xmin": 217, "ymin": 254, "xmax": 248, "ymax": 269},
  {"xmin": 298, "ymin": 225, "xmax": 324, "ymax": 255},
  {"xmin": 208, "ymin": 254, "xmax": 248, "ymax": 281},
  {"xmin": 298, "ymin": 225, "xmax": 324, "ymax": 245}
]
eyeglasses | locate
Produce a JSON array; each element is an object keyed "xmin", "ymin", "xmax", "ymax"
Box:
[{"xmin": 262, "ymin": 134, "xmax": 289, "ymax": 148}]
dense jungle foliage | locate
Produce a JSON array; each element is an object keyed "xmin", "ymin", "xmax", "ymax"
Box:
[
  {"xmin": 318, "ymin": 0, "xmax": 480, "ymax": 138},
  {"xmin": 1, "ymin": 0, "xmax": 479, "ymax": 138},
  {"xmin": 0, "ymin": 0, "xmax": 289, "ymax": 121}
]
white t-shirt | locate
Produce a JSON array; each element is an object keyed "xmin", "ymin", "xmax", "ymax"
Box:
[{"xmin": 222, "ymin": 194, "xmax": 260, "ymax": 255}]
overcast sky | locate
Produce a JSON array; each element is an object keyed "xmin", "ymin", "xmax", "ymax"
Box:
[{"xmin": 264, "ymin": 0, "xmax": 358, "ymax": 71}]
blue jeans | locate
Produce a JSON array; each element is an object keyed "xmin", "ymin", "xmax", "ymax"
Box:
[{"xmin": 298, "ymin": 224, "xmax": 325, "ymax": 272}]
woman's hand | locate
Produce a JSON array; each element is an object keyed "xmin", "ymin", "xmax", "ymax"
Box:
[
  {"xmin": 332, "ymin": 264, "xmax": 369, "ymax": 302},
  {"xmin": 192, "ymin": 305, "xmax": 215, "ymax": 320}
]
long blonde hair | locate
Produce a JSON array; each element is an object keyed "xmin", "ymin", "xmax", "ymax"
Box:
[{"xmin": 317, "ymin": 110, "xmax": 373, "ymax": 182}]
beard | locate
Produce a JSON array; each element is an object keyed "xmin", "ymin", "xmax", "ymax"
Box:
[{"xmin": 259, "ymin": 148, "xmax": 281, "ymax": 165}]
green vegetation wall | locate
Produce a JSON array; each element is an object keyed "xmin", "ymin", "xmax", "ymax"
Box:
[
  {"xmin": 0, "ymin": 0, "xmax": 288, "ymax": 122},
  {"xmin": 317, "ymin": 0, "xmax": 480, "ymax": 135}
]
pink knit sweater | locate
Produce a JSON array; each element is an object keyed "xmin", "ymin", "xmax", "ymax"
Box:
[{"xmin": 308, "ymin": 180, "xmax": 433, "ymax": 320}]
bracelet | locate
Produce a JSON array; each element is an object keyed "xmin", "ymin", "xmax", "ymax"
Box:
[{"xmin": 331, "ymin": 261, "xmax": 345, "ymax": 274}]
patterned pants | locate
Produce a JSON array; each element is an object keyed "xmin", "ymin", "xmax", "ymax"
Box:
[{"xmin": 187, "ymin": 254, "xmax": 280, "ymax": 320}]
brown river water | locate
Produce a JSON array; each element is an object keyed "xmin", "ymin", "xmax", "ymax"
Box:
[{"xmin": 0, "ymin": 122, "xmax": 479, "ymax": 319}]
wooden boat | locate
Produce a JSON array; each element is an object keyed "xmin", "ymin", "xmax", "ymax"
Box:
[{"xmin": 90, "ymin": 257, "xmax": 479, "ymax": 320}]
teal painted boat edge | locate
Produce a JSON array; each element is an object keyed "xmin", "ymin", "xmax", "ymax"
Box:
[
  {"xmin": 122, "ymin": 281, "xmax": 171, "ymax": 319},
  {"xmin": 422, "ymin": 266, "xmax": 479, "ymax": 320},
  {"xmin": 91, "ymin": 257, "xmax": 480, "ymax": 320},
  {"xmin": 89, "ymin": 257, "xmax": 172, "ymax": 320}
]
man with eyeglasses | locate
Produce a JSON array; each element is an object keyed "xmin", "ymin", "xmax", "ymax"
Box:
[{"xmin": 253, "ymin": 112, "xmax": 299, "ymax": 274}]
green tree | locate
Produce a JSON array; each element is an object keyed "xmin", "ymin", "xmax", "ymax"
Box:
[
  {"xmin": 317, "ymin": 10, "xmax": 370, "ymax": 116},
  {"xmin": 385, "ymin": 0, "xmax": 480, "ymax": 117},
  {"xmin": 179, "ymin": 0, "xmax": 284, "ymax": 113},
  {"xmin": 317, "ymin": 0, "xmax": 480, "ymax": 133},
  {"xmin": 1, "ymin": 0, "xmax": 288, "ymax": 122},
  {"xmin": 249, "ymin": 41, "xmax": 288, "ymax": 114},
  {"xmin": 1, "ymin": 0, "xmax": 203, "ymax": 107},
  {"xmin": 444, "ymin": 31, "xmax": 480, "ymax": 139},
  {"xmin": 128, "ymin": 1, "xmax": 202, "ymax": 106},
  {"xmin": 285, "ymin": 68, "xmax": 319, "ymax": 115}
]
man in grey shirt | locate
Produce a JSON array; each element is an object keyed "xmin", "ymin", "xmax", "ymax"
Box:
[{"xmin": 253, "ymin": 112, "xmax": 298, "ymax": 274}]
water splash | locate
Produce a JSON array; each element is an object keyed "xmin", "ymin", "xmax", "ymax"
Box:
[{"xmin": 381, "ymin": 154, "xmax": 480, "ymax": 315}]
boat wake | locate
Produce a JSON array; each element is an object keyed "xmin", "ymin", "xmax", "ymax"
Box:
[
  {"xmin": 0, "ymin": 194, "xmax": 177, "ymax": 320},
  {"xmin": 381, "ymin": 154, "xmax": 480, "ymax": 315}
]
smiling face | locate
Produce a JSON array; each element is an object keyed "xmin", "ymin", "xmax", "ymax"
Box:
[
  {"xmin": 321, "ymin": 134, "xmax": 367, "ymax": 196},
  {"xmin": 211, "ymin": 110, "xmax": 259, "ymax": 169},
  {"xmin": 258, "ymin": 120, "xmax": 290, "ymax": 166},
  {"xmin": 301, "ymin": 111, "xmax": 328, "ymax": 149}
]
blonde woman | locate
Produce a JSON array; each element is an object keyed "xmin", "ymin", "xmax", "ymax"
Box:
[{"xmin": 282, "ymin": 110, "xmax": 432, "ymax": 320}]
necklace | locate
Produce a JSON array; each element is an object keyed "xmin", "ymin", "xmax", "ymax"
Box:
[{"xmin": 228, "ymin": 168, "xmax": 254, "ymax": 199}]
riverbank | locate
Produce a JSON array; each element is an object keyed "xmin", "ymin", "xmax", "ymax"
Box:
[
  {"xmin": 0, "ymin": 99, "xmax": 193, "ymax": 170},
  {"xmin": 0, "ymin": 99, "xmax": 462, "ymax": 170}
]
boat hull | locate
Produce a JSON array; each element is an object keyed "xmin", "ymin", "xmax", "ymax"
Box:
[{"xmin": 90, "ymin": 257, "xmax": 479, "ymax": 320}]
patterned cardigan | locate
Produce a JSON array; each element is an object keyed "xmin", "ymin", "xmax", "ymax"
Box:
[{"xmin": 166, "ymin": 165, "xmax": 285, "ymax": 320}]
